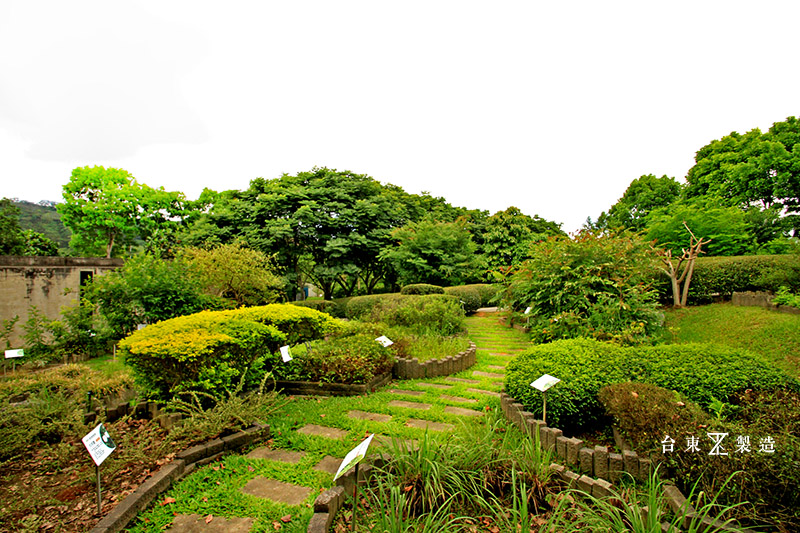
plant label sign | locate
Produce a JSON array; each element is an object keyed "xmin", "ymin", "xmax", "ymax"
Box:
[
  {"xmin": 280, "ymin": 345, "xmax": 292, "ymax": 362},
  {"xmin": 530, "ymin": 374, "xmax": 560, "ymax": 392},
  {"xmin": 524, "ymin": 307, "xmax": 532, "ymax": 315},
  {"xmin": 333, "ymin": 434, "xmax": 374, "ymax": 482},
  {"xmin": 82, "ymin": 423, "xmax": 116, "ymax": 466},
  {"xmin": 375, "ymin": 335, "xmax": 393, "ymax": 347},
  {"xmin": 4, "ymin": 349, "xmax": 24, "ymax": 358}
]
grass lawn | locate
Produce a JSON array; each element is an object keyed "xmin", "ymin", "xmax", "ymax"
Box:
[{"xmin": 662, "ymin": 303, "xmax": 800, "ymax": 378}]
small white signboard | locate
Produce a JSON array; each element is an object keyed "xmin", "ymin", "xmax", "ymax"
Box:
[
  {"xmin": 136, "ymin": 324, "xmax": 147, "ymax": 331},
  {"xmin": 4, "ymin": 349, "xmax": 24, "ymax": 359},
  {"xmin": 280, "ymin": 345, "xmax": 292, "ymax": 362},
  {"xmin": 524, "ymin": 307, "xmax": 532, "ymax": 315},
  {"xmin": 375, "ymin": 335, "xmax": 393, "ymax": 347},
  {"xmin": 82, "ymin": 423, "xmax": 116, "ymax": 466},
  {"xmin": 530, "ymin": 374, "xmax": 560, "ymax": 392},
  {"xmin": 333, "ymin": 434, "xmax": 374, "ymax": 482}
]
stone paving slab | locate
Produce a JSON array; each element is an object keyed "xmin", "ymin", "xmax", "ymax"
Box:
[
  {"xmin": 348, "ymin": 410, "xmax": 392, "ymax": 422},
  {"xmin": 314, "ymin": 455, "xmax": 342, "ymax": 475},
  {"xmin": 439, "ymin": 394, "xmax": 478, "ymax": 404},
  {"xmin": 241, "ymin": 477, "xmax": 312, "ymax": 506},
  {"xmin": 488, "ymin": 352, "xmax": 514, "ymax": 357},
  {"xmin": 167, "ymin": 513, "xmax": 253, "ymax": 533},
  {"xmin": 444, "ymin": 406, "xmax": 484, "ymax": 417},
  {"xmin": 388, "ymin": 389, "xmax": 425, "ymax": 396},
  {"xmin": 445, "ymin": 377, "xmax": 480, "ymax": 384},
  {"xmin": 405, "ymin": 418, "xmax": 454, "ymax": 432},
  {"xmin": 417, "ymin": 383, "xmax": 452, "ymax": 389},
  {"xmin": 246, "ymin": 447, "xmax": 306, "ymax": 463},
  {"xmin": 296, "ymin": 424, "xmax": 348, "ymax": 439},
  {"xmin": 388, "ymin": 400, "xmax": 431, "ymax": 410},
  {"xmin": 467, "ymin": 388, "xmax": 501, "ymax": 397},
  {"xmin": 473, "ymin": 371, "xmax": 505, "ymax": 379},
  {"xmin": 486, "ymin": 365, "xmax": 506, "ymax": 370}
]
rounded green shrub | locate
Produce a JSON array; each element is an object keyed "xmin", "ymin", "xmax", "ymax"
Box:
[
  {"xmin": 504, "ymin": 338, "xmax": 797, "ymax": 431},
  {"xmin": 119, "ymin": 304, "xmax": 340, "ymax": 400},
  {"xmin": 300, "ymin": 334, "xmax": 394, "ymax": 384},
  {"xmin": 443, "ymin": 286, "xmax": 482, "ymax": 313},
  {"xmin": 400, "ymin": 284, "xmax": 445, "ymax": 295}
]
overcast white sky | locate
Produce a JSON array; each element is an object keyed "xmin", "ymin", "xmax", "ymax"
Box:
[{"xmin": 1, "ymin": 1, "xmax": 798, "ymax": 232}]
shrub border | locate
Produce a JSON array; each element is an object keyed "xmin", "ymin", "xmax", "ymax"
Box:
[
  {"xmin": 270, "ymin": 372, "xmax": 393, "ymax": 397},
  {"xmin": 87, "ymin": 423, "xmax": 271, "ymax": 533},
  {"xmin": 393, "ymin": 341, "xmax": 477, "ymax": 379}
]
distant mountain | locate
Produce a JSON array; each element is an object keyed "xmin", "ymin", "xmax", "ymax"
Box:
[{"xmin": 14, "ymin": 200, "xmax": 72, "ymax": 251}]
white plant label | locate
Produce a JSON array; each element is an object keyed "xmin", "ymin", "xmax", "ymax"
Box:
[
  {"xmin": 333, "ymin": 434, "xmax": 374, "ymax": 482},
  {"xmin": 530, "ymin": 374, "xmax": 560, "ymax": 392},
  {"xmin": 4, "ymin": 349, "xmax": 24, "ymax": 358},
  {"xmin": 82, "ymin": 423, "xmax": 116, "ymax": 466},
  {"xmin": 524, "ymin": 307, "xmax": 532, "ymax": 315},
  {"xmin": 280, "ymin": 345, "xmax": 292, "ymax": 362},
  {"xmin": 136, "ymin": 324, "xmax": 147, "ymax": 331},
  {"xmin": 375, "ymin": 335, "xmax": 393, "ymax": 347}
]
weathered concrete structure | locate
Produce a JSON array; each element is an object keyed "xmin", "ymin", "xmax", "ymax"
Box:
[{"xmin": 0, "ymin": 256, "xmax": 123, "ymax": 348}]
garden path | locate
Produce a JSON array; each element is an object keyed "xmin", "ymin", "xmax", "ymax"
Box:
[{"xmin": 153, "ymin": 312, "xmax": 530, "ymax": 533}]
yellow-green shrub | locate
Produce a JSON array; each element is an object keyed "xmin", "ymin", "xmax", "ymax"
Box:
[{"xmin": 119, "ymin": 304, "xmax": 339, "ymax": 400}]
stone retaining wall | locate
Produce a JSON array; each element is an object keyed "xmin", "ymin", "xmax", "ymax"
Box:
[
  {"xmin": 731, "ymin": 290, "xmax": 800, "ymax": 315},
  {"xmin": 392, "ymin": 341, "xmax": 477, "ymax": 379}
]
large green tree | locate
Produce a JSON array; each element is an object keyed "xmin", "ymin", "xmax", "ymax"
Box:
[
  {"xmin": 597, "ymin": 174, "xmax": 682, "ymax": 231},
  {"xmin": 379, "ymin": 219, "xmax": 484, "ymax": 286},
  {"xmin": 58, "ymin": 166, "xmax": 186, "ymax": 257},
  {"xmin": 0, "ymin": 198, "xmax": 25, "ymax": 255},
  {"xmin": 480, "ymin": 206, "xmax": 564, "ymax": 270}
]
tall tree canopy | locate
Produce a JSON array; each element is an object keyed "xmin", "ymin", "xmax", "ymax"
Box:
[
  {"xmin": 480, "ymin": 206, "xmax": 564, "ymax": 269},
  {"xmin": 685, "ymin": 117, "xmax": 800, "ymax": 213},
  {"xmin": 597, "ymin": 174, "xmax": 682, "ymax": 231},
  {"xmin": 58, "ymin": 166, "xmax": 186, "ymax": 257}
]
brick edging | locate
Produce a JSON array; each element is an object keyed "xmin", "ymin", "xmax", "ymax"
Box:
[
  {"xmin": 87, "ymin": 423, "xmax": 271, "ymax": 533},
  {"xmin": 393, "ymin": 341, "xmax": 477, "ymax": 379},
  {"xmin": 499, "ymin": 392, "xmax": 742, "ymax": 533}
]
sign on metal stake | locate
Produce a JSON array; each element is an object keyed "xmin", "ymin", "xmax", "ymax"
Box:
[
  {"xmin": 82, "ymin": 423, "xmax": 116, "ymax": 515},
  {"xmin": 530, "ymin": 374, "xmax": 561, "ymax": 424}
]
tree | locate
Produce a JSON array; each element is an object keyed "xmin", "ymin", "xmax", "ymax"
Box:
[
  {"xmin": 685, "ymin": 117, "xmax": 800, "ymax": 213},
  {"xmin": 654, "ymin": 223, "xmax": 711, "ymax": 307},
  {"xmin": 379, "ymin": 219, "xmax": 484, "ymax": 286},
  {"xmin": 597, "ymin": 174, "xmax": 682, "ymax": 231},
  {"xmin": 183, "ymin": 242, "xmax": 283, "ymax": 307},
  {"xmin": 21, "ymin": 230, "xmax": 59, "ymax": 256},
  {"xmin": 58, "ymin": 166, "xmax": 185, "ymax": 257},
  {"xmin": 0, "ymin": 198, "xmax": 26, "ymax": 255},
  {"xmin": 479, "ymin": 206, "xmax": 564, "ymax": 270},
  {"xmin": 646, "ymin": 200, "xmax": 751, "ymax": 256}
]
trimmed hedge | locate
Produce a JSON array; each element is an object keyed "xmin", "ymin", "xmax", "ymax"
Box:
[
  {"xmin": 505, "ymin": 338, "xmax": 797, "ymax": 431},
  {"xmin": 653, "ymin": 254, "xmax": 800, "ymax": 303},
  {"xmin": 400, "ymin": 283, "xmax": 445, "ymax": 295},
  {"xmin": 297, "ymin": 334, "xmax": 394, "ymax": 384},
  {"xmin": 119, "ymin": 304, "xmax": 340, "ymax": 400},
  {"xmin": 443, "ymin": 286, "xmax": 482, "ymax": 313}
]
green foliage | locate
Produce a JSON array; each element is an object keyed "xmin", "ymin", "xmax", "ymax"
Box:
[
  {"xmin": 503, "ymin": 231, "xmax": 662, "ymax": 344},
  {"xmin": 290, "ymin": 299, "xmax": 345, "ymax": 317},
  {"xmin": 380, "ymin": 219, "xmax": 485, "ymax": 287},
  {"xmin": 0, "ymin": 315, "xmax": 19, "ymax": 350},
  {"xmin": 295, "ymin": 334, "xmax": 394, "ymax": 384},
  {"xmin": 504, "ymin": 338, "xmax": 797, "ymax": 431},
  {"xmin": 400, "ymin": 283, "xmax": 445, "ymax": 295},
  {"xmin": 58, "ymin": 166, "xmax": 186, "ymax": 257},
  {"xmin": 480, "ymin": 206, "xmax": 564, "ymax": 269},
  {"xmin": 21, "ymin": 230, "xmax": 59, "ymax": 256},
  {"xmin": 443, "ymin": 285, "xmax": 482, "ymax": 313},
  {"xmin": 652, "ymin": 254, "xmax": 800, "ymax": 302},
  {"xmin": 13, "ymin": 200, "xmax": 72, "ymax": 251},
  {"xmin": 457, "ymin": 283, "xmax": 500, "ymax": 306},
  {"xmin": 0, "ymin": 198, "xmax": 26, "ymax": 255},
  {"xmin": 772, "ymin": 286, "xmax": 800, "ymax": 308},
  {"xmin": 345, "ymin": 294, "xmax": 465, "ymax": 336},
  {"xmin": 183, "ymin": 242, "xmax": 283, "ymax": 307},
  {"xmin": 87, "ymin": 252, "xmax": 217, "ymax": 340},
  {"xmin": 119, "ymin": 304, "xmax": 338, "ymax": 400},
  {"xmin": 597, "ymin": 174, "xmax": 683, "ymax": 232},
  {"xmin": 647, "ymin": 200, "xmax": 751, "ymax": 256}
]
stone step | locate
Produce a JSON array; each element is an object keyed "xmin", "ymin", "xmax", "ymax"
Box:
[
  {"xmin": 445, "ymin": 377, "xmax": 480, "ymax": 384},
  {"xmin": 417, "ymin": 383, "xmax": 453, "ymax": 389},
  {"xmin": 388, "ymin": 389, "xmax": 425, "ymax": 396},
  {"xmin": 314, "ymin": 455, "xmax": 342, "ymax": 475},
  {"xmin": 296, "ymin": 424, "xmax": 348, "ymax": 439},
  {"xmin": 486, "ymin": 365, "xmax": 506, "ymax": 370},
  {"xmin": 167, "ymin": 514, "xmax": 253, "ymax": 532},
  {"xmin": 246, "ymin": 448, "xmax": 306, "ymax": 463},
  {"xmin": 405, "ymin": 418, "xmax": 454, "ymax": 432},
  {"xmin": 388, "ymin": 400, "xmax": 431, "ymax": 410},
  {"xmin": 473, "ymin": 371, "xmax": 505, "ymax": 379},
  {"xmin": 241, "ymin": 477, "xmax": 312, "ymax": 506},
  {"xmin": 439, "ymin": 395, "xmax": 478, "ymax": 404},
  {"xmin": 347, "ymin": 410, "xmax": 392, "ymax": 422},
  {"xmin": 467, "ymin": 388, "xmax": 502, "ymax": 397},
  {"xmin": 443, "ymin": 406, "xmax": 484, "ymax": 417}
]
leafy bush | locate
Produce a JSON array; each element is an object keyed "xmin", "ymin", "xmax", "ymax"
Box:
[
  {"xmin": 651, "ymin": 254, "xmax": 800, "ymax": 303},
  {"xmin": 299, "ymin": 334, "xmax": 394, "ymax": 383},
  {"xmin": 504, "ymin": 338, "xmax": 797, "ymax": 431},
  {"xmin": 443, "ymin": 285, "xmax": 482, "ymax": 313},
  {"xmin": 290, "ymin": 299, "xmax": 346, "ymax": 317},
  {"xmin": 502, "ymin": 231, "xmax": 662, "ymax": 344},
  {"xmin": 119, "ymin": 304, "xmax": 339, "ymax": 400},
  {"xmin": 401, "ymin": 283, "xmax": 445, "ymax": 295},
  {"xmin": 772, "ymin": 286, "xmax": 800, "ymax": 309},
  {"xmin": 345, "ymin": 294, "xmax": 465, "ymax": 335},
  {"xmin": 461, "ymin": 283, "xmax": 501, "ymax": 306}
]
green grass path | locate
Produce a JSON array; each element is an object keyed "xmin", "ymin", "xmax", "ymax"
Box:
[{"xmin": 126, "ymin": 314, "xmax": 530, "ymax": 532}]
